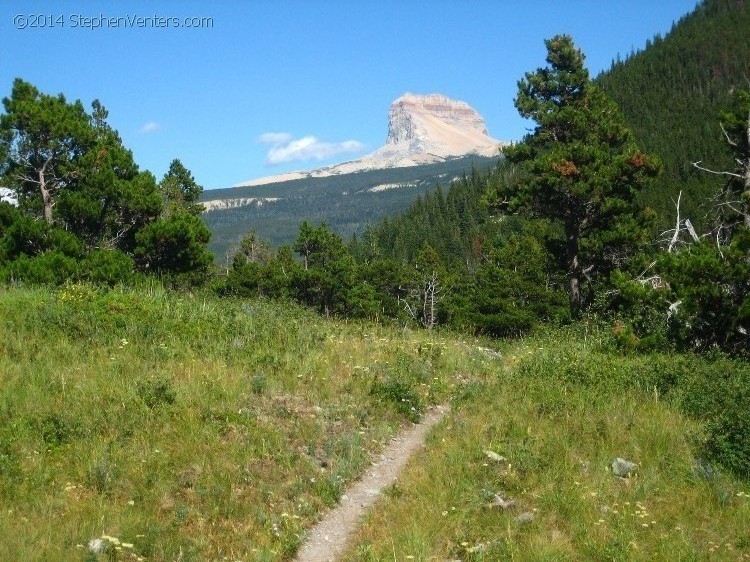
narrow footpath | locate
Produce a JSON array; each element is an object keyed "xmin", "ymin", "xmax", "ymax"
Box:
[{"xmin": 294, "ymin": 404, "xmax": 450, "ymax": 562}]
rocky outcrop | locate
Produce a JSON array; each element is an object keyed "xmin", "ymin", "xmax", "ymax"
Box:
[
  {"xmin": 365, "ymin": 93, "xmax": 501, "ymax": 167},
  {"xmin": 387, "ymin": 93, "xmax": 490, "ymax": 144},
  {"xmin": 235, "ymin": 93, "xmax": 504, "ymax": 188},
  {"xmin": 201, "ymin": 197, "xmax": 280, "ymax": 211}
]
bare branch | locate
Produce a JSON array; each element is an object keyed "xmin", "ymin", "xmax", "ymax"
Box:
[
  {"xmin": 717, "ymin": 200, "xmax": 750, "ymax": 220},
  {"xmin": 667, "ymin": 299, "xmax": 682, "ymax": 320},
  {"xmin": 638, "ymin": 275, "xmax": 663, "ymax": 288},
  {"xmin": 684, "ymin": 218, "xmax": 699, "ymax": 243},
  {"xmin": 399, "ymin": 295, "xmax": 418, "ymax": 323},
  {"xmin": 581, "ymin": 264, "xmax": 594, "ymax": 283},
  {"xmin": 15, "ymin": 172, "xmax": 40, "ymax": 185},
  {"xmin": 668, "ymin": 191, "xmax": 682, "ymax": 253},
  {"xmin": 101, "ymin": 220, "xmax": 136, "ymax": 249},
  {"xmin": 692, "ymin": 161, "xmax": 743, "ymax": 179},
  {"xmin": 720, "ymin": 122, "xmax": 738, "ymax": 147},
  {"xmin": 636, "ymin": 261, "xmax": 657, "ymax": 279}
]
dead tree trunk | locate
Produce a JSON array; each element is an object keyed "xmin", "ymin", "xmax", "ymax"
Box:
[
  {"xmin": 744, "ymin": 106, "xmax": 750, "ymax": 228},
  {"xmin": 565, "ymin": 223, "xmax": 582, "ymax": 318},
  {"xmin": 401, "ymin": 271, "xmax": 442, "ymax": 330},
  {"xmin": 422, "ymin": 271, "xmax": 440, "ymax": 330},
  {"xmin": 37, "ymin": 155, "xmax": 56, "ymax": 225}
]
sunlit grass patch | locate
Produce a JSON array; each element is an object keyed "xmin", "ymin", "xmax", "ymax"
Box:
[{"xmin": 0, "ymin": 285, "xmax": 493, "ymax": 561}]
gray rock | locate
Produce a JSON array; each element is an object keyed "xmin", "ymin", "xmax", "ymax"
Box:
[
  {"xmin": 484, "ymin": 450, "xmax": 508, "ymax": 463},
  {"xmin": 487, "ymin": 494, "xmax": 515, "ymax": 510},
  {"xmin": 515, "ymin": 511, "xmax": 535, "ymax": 524},
  {"xmin": 476, "ymin": 346, "xmax": 503, "ymax": 360},
  {"xmin": 611, "ymin": 457, "xmax": 638, "ymax": 478},
  {"xmin": 88, "ymin": 539, "xmax": 104, "ymax": 554}
]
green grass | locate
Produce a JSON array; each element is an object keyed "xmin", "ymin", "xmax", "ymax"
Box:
[
  {"xmin": 2, "ymin": 286, "xmax": 748, "ymax": 561},
  {"xmin": 0, "ymin": 284, "xmax": 495, "ymax": 561},
  {"xmin": 345, "ymin": 326, "xmax": 750, "ymax": 561}
]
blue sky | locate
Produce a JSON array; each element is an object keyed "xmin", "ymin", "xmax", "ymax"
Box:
[{"xmin": 1, "ymin": 1, "xmax": 698, "ymax": 189}]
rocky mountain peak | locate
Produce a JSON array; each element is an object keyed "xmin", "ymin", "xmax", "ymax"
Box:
[
  {"xmin": 234, "ymin": 93, "xmax": 503, "ymax": 188},
  {"xmin": 387, "ymin": 93, "xmax": 490, "ymax": 145}
]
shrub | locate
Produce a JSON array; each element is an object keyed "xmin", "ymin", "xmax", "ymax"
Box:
[
  {"xmin": 5, "ymin": 251, "xmax": 79, "ymax": 285},
  {"xmin": 660, "ymin": 242, "xmax": 749, "ymax": 356},
  {"xmin": 80, "ymin": 249, "xmax": 134, "ymax": 286},
  {"xmin": 608, "ymin": 268, "xmax": 672, "ymax": 350},
  {"xmin": 37, "ymin": 413, "xmax": 82, "ymax": 447},
  {"xmin": 676, "ymin": 358, "xmax": 750, "ymax": 477}
]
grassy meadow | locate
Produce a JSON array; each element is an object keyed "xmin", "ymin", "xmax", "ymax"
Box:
[
  {"xmin": 0, "ymin": 284, "xmax": 494, "ymax": 561},
  {"xmin": 345, "ymin": 326, "xmax": 750, "ymax": 561},
  {"xmin": 0, "ymin": 285, "xmax": 748, "ymax": 561}
]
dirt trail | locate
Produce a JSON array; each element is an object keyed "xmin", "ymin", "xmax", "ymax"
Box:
[{"xmin": 293, "ymin": 404, "xmax": 449, "ymax": 562}]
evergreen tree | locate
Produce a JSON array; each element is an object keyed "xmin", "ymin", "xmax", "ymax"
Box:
[
  {"xmin": 159, "ymin": 159, "xmax": 204, "ymax": 217},
  {"xmin": 0, "ymin": 79, "xmax": 210, "ymax": 285},
  {"xmin": 505, "ymin": 35, "xmax": 659, "ymax": 316},
  {"xmin": 134, "ymin": 212, "xmax": 213, "ymax": 285},
  {"xmin": 290, "ymin": 221, "xmax": 375, "ymax": 317},
  {"xmin": 0, "ymin": 79, "xmax": 92, "ymax": 225},
  {"xmin": 233, "ymin": 228, "xmax": 274, "ymax": 267}
]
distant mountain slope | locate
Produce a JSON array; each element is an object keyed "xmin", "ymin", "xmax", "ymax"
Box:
[
  {"xmin": 596, "ymin": 0, "xmax": 750, "ymax": 231},
  {"xmin": 201, "ymin": 155, "xmax": 501, "ymax": 260}
]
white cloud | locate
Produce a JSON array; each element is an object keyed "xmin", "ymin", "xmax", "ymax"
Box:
[
  {"xmin": 259, "ymin": 132, "xmax": 364, "ymax": 165},
  {"xmin": 139, "ymin": 121, "xmax": 160, "ymax": 134}
]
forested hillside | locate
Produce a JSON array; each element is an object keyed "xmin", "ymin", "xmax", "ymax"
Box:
[
  {"xmin": 350, "ymin": 165, "xmax": 501, "ymax": 267},
  {"xmin": 597, "ymin": 0, "xmax": 750, "ymax": 232},
  {"xmin": 201, "ymin": 155, "xmax": 500, "ymax": 259}
]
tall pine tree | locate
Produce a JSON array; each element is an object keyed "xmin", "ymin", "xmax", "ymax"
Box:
[{"xmin": 504, "ymin": 35, "xmax": 659, "ymax": 316}]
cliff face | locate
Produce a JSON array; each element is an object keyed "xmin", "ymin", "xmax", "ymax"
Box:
[
  {"xmin": 373, "ymin": 93, "xmax": 500, "ymax": 164},
  {"xmin": 235, "ymin": 93, "xmax": 503, "ymax": 188},
  {"xmin": 386, "ymin": 93, "xmax": 490, "ymax": 145}
]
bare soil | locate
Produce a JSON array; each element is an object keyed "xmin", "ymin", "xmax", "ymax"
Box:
[{"xmin": 293, "ymin": 404, "xmax": 449, "ymax": 562}]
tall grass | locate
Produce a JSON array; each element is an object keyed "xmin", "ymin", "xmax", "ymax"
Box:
[
  {"xmin": 345, "ymin": 325, "xmax": 750, "ymax": 561},
  {"xmin": 0, "ymin": 284, "xmax": 494, "ymax": 561},
  {"xmin": 3, "ymin": 286, "xmax": 747, "ymax": 560}
]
